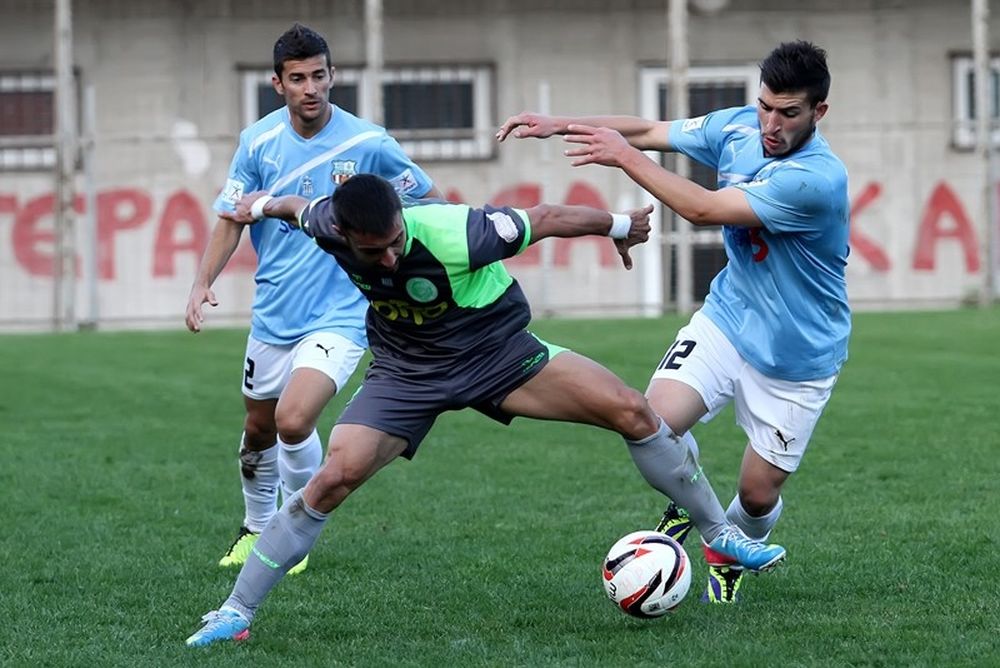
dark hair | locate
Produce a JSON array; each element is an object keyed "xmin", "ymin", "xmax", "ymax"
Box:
[
  {"xmin": 332, "ymin": 174, "xmax": 402, "ymax": 236},
  {"xmin": 273, "ymin": 23, "xmax": 331, "ymax": 77},
  {"xmin": 759, "ymin": 41, "xmax": 830, "ymax": 107}
]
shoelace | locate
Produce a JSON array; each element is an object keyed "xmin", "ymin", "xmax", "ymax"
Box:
[{"xmin": 718, "ymin": 527, "xmax": 765, "ymax": 554}]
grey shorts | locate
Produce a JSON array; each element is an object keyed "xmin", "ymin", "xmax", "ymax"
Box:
[{"xmin": 337, "ymin": 329, "xmax": 564, "ymax": 458}]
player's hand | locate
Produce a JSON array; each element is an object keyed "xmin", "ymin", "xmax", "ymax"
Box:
[
  {"xmin": 496, "ymin": 112, "xmax": 562, "ymax": 142},
  {"xmin": 563, "ymin": 124, "xmax": 636, "ymax": 168},
  {"xmin": 614, "ymin": 204, "xmax": 654, "ymax": 270},
  {"xmin": 219, "ymin": 191, "xmax": 270, "ymax": 225},
  {"xmin": 185, "ymin": 285, "xmax": 218, "ymax": 332}
]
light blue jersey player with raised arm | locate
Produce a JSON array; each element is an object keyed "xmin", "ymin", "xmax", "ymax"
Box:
[
  {"xmin": 185, "ymin": 23, "xmax": 440, "ymax": 574},
  {"xmin": 498, "ymin": 40, "xmax": 849, "ymax": 603}
]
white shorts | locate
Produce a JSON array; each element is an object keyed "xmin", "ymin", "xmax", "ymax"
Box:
[
  {"xmin": 241, "ymin": 331, "xmax": 366, "ymax": 401},
  {"xmin": 650, "ymin": 311, "xmax": 837, "ymax": 473}
]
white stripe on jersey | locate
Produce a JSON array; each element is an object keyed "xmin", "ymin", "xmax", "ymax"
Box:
[
  {"xmin": 249, "ymin": 123, "xmax": 285, "ymax": 157},
  {"xmin": 268, "ymin": 130, "xmax": 384, "ymax": 194}
]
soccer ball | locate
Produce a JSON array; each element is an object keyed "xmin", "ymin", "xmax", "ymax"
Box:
[{"xmin": 602, "ymin": 530, "xmax": 691, "ymax": 618}]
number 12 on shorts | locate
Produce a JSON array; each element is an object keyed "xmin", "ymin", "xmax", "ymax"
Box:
[{"xmin": 657, "ymin": 340, "xmax": 696, "ymax": 371}]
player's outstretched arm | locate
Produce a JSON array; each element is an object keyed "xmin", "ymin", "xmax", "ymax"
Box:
[
  {"xmin": 563, "ymin": 125, "xmax": 761, "ymax": 228},
  {"xmin": 525, "ymin": 203, "xmax": 653, "ymax": 270},
  {"xmin": 184, "ymin": 217, "xmax": 243, "ymax": 333},
  {"xmin": 497, "ymin": 111, "xmax": 670, "ymax": 151},
  {"xmin": 220, "ymin": 191, "xmax": 312, "ymax": 228}
]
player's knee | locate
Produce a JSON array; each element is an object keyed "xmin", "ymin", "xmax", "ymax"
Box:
[
  {"xmin": 274, "ymin": 405, "xmax": 317, "ymax": 443},
  {"xmin": 609, "ymin": 387, "xmax": 658, "ymax": 439},
  {"xmin": 243, "ymin": 418, "xmax": 277, "ymax": 449}
]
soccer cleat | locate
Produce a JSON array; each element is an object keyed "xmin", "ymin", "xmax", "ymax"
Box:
[
  {"xmin": 287, "ymin": 553, "xmax": 309, "ymax": 576},
  {"xmin": 701, "ymin": 564, "xmax": 744, "ymax": 604},
  {"xmin": 702, "ymin": 525, "xmax": 785, "ymax": 572},
  {"xmin": 654, "ymin": 502, "xmax": 693, "ymax": 545},
  {"xmin": 185, "ymin": 607, "xmax": 250, "ymax": 647},
  {"xmin": 219, "ymin": 526, "xmax": 259, "ymax": 568}
]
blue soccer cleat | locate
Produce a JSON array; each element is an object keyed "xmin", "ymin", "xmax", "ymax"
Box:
[
  {"xmin": 185, "ymin": 607, "xmax": 250, "ymax": 647},
  {"xmin": 655, "ymin": 502, "xmax": 693, "ymax": 545},
  {"xmin": 702, "ymin": 525, "xmax": 785, "ymax": 573}
]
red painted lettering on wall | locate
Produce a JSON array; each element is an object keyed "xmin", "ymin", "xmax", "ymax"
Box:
[
  {"xmin": 912, "ymin": 182, "xmax": 980, "ymax": 272},
  {"xmin": 153, "ymin": 191, "xmax": 207, "ymax": 277},
  {"xmin": 848, "ymin": 182, "xmax": 891, "ymax": 271},
  {"xmin": 0, "ymin": 180, "xmax": 989, "ymax": 280},
  {"xmin": 98, "ymin": 189, "xmax": 150, "ymax": 279}
]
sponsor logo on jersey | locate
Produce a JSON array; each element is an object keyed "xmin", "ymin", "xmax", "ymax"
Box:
[
  {"xmin": 222, "ymin": 178, "xmax": 245, "ymax": 204},
  {"xmin": 405, "ymin": 277, "xmax": 439, "ymax": 303},
  {"xmin": 487, "ymin": 211, "xmax": 519, "ymax": 243},
  {"xmin": 682, "ymin": 116, "xmax": 707, "ymax": 133},
  {"xmin": 390, "ymin": 168, "xmax": 419, "ymax": 195},
  {"xmin": 331, "ymin": 160, "xmax": 358, "ymax": 185},
  {"xmin": 371, "ymin": 299, "xmax": 448, "ymax": 325},
  {"xmin": 300, "ymin": 174, "xmax": 314, "ymax": 197}
]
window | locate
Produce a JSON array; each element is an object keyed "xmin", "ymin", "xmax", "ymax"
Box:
[
  {"xmin": 951, "ymin": 54, "xmax": 1000, "ymax": 149},
  {"xmin": 241, "ymin": 64, "xmax": 494, "ymax": 161},
  {"xmin": 0, "ymin": 71, "xmax": 56, "ymax": 169},
  {"xmin": 640, "ymin": 65, "xmax": 758, "ymax": 304}
]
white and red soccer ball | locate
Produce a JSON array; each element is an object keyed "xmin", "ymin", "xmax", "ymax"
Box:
[{"xmin": 602, "ymin": 530, "xmax": 692, "ymax": 617}]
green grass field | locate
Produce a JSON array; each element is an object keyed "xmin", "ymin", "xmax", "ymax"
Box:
[{"xmin": 2, "ymin": 308, "xmax": 998, "ymax": 667}]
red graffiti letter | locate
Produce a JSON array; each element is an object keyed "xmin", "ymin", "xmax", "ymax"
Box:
[
  {"xmin": 12, "ymin": 194, "xmax": 57, "ymax": 276},
  {"xmin": 98, "ymin": 189, "xmax": 151, "ymax": 280},
  {"xmin": 153, "ymin": 191, "xmax": 208, "ymax": 277},
  {"xmin": 848, "ymin": 182, "xmax": 891, "ymax": 271},
  {"xmin": 913, "ymin": 182, "xmax": 980, "ymax": 272}
]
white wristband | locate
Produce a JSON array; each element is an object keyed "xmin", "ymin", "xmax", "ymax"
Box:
[
  {"xmin": 250, "ymin": 195, "xmax": 274, "ymax": 221},
  {"xmin": 608, "ymin": 213, "xmax": 632, "ymax": 239}
]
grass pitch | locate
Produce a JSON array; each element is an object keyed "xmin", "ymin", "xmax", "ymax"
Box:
[{"xmin": 2, "ymin": 308, "xmax": 998, "ymax": 667}]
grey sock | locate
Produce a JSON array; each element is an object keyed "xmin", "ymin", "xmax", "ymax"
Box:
[
  {"xmin": 223, "ymin": 490, "xmax": 328, "ymax": 620},
  {"xmin": 726, "ymin": 494, "xmax": 783, "ymax": 541},
  {"xmin": 626, "ymin": 419, "xmax": 727, "ymax": 543}
]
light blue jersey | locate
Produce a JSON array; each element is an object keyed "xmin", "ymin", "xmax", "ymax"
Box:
[
  {"xmin": 214, "ymin": 104, "xmax": 433, "ymax": 346},
  {"xmin": 669, "ymin": 105, "xmax": 851, "ymax": 381}
]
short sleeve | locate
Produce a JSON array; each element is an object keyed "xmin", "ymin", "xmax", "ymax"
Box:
[
  {"xmin": 668, "ymin": 106, "xmax": 746, "ymax": 170},
  {"xmin": 212, "ymin": 132, "xmax": 261, "ymax": 214},
  {"xmin": 735, "ymin": 164, "xmax": 834, "ymax": 234},
  {"xmin": 375, "ymin": 134, "xmax": 435, "ymax": 198},
  {"xmin": 465, "ymin": 205, "xmax": 531, "ymax": 270}
]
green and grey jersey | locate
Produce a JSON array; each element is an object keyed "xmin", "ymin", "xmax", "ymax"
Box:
[{"xmin": 301, "ymin": 198, "xmax": 533, "ymax": 363}]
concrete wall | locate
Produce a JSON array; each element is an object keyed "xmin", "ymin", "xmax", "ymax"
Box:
[{"xmin": 0, "ymin": 0, "xmax": 995, "ymax": 329}]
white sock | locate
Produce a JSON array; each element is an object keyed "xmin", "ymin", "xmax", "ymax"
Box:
[
  {"xmin": 278, "ymin": 429, "xmax": 323, "ymax": 503},
  {"xmin": 239, "ymin": 435, "xmax": 279, "ymax": 533},
  {"xmin": 726, "ymin": 494, "xmax": 783, "ymax": 541}
]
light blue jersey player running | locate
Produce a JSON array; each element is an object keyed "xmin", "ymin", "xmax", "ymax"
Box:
[
  {"xmin": 498, "ymin": 40, "xmax": 849, "ymax": 603},
  {"xmin": 185, "ymin": 24, "xmax": 440, "ymax": 575}
]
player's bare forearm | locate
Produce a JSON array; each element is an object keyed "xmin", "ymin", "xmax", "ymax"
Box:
[
  {"xmin": 221, "ymin": 192, "xmax": 310, "ymax": 227},
  {"xmin": 526, "ymin": 203, "xmax": 652, "ymax": 241},
  {"xmin": 498, "ymin": 112, "xmax": 669, "ymax": 151},
  {"xmin": 192, "ymin": 218, "xmax": 243, "ymax": 289},
  {"xmin": 525, "ymin": 204, "xmax": 614, "ymax": 240},
  {"xmin": 617, "ymin": 151, "xmax": 758, "ymax": 227}
]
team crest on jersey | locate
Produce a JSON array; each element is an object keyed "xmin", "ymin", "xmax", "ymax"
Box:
[
  {"xmin": 405, "ymin": 277, "xmax": 438, "ymax": 303},
  {"xmin": 222, "ymin": 178, "xmax": 245, "ymax": 204},
  {"xmin": 331, "ymin": 160, "xmax": 358, "ymax": 185},
  {"xmin": 300, "ymin": 174, "xmax": 314, "ymax": 197}
]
